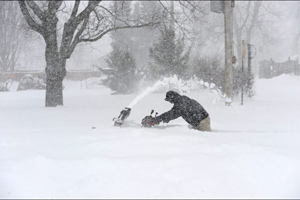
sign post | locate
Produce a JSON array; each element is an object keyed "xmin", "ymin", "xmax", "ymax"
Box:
[{"xmin": 241, "ymin": 40, "xmax": 246, "ymax": 105}]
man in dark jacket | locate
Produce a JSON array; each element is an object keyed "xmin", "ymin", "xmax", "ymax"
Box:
[{"xmin": 151, "ymin": 90, "xmax": 211, "ymax": 131}]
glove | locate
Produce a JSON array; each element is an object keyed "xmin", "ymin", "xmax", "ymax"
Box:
[
  {"xmin": 149, "ymin": 117, "xmax": 160, "ymax": 125},
  {"xmin": 141, "ymin": 116, "xmax": 160, "ymax": 127}
]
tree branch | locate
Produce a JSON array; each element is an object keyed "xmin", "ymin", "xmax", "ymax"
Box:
[
  {"xmin": 18, "ymin": 0, "xmax": 45, "ymax": 34},
  {"xmin": 26, "ymin": 1, "xmax": 46, "ymax": 21},
  {"xmin": 79, "ymin": 21, "xmax": 160, "ymax": 43},
  {"xmin": 48, "ymin": 1, "xmax": 63, "ymax": 14},
  {"xmin": 60, "ymin": 1, "xmax": 100, "ymax": 58},
  {"xmin": 67, "ymin": 18, "xmax": 90, "ymax": 58},
  {"xmin": 240, "ymin": 1, "xmax": 251, "ymax": 30},
  {"xmin": 72, "ymin": 0, "xmax": 101, "ymax": 28},
  {"xmin": 70, "ymin": 0, "xmax": 81, "ymax": 20}
]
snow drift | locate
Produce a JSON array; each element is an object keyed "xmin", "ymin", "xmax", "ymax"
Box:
[{"xmin": 0, "ymin": 74, "xmax": 300, "ymax": 198}]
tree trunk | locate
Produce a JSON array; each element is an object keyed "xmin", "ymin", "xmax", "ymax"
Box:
[
  {"xmin": 45, "ymin": 58, "xmax": 66, "ymax": 107},
  {"xmin": 44, "ymin": 34, "xmax": 66, "ymax": 107}
]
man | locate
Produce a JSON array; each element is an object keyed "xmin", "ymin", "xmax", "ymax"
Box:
[{"xmin": 151, "ymin": 90, "xmax": 211, "ymax": 131}]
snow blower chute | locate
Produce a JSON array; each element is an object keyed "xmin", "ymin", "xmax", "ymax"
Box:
[{"xmin": 113, "ymin": 107, "xmax": 131, "ymax": 126}]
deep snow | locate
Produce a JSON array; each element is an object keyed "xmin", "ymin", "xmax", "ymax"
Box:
[{"xmin": 1, "ymin": 75, "xmax": 300, "ymax": 198}]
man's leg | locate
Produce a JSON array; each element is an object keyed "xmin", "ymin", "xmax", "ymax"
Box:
[{"xmin": 196, "ymin": 116, "xmax": 211, "ymax": 132}]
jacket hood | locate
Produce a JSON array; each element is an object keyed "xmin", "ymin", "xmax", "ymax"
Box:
[{"xmin": 165, "ymin": 90, "xmax": 181, "ymax": 102}]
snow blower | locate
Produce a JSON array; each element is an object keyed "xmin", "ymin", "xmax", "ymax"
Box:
[
  {"xmin": 113, "ymin": 107, "xmax": 131, "ymax": 126},
  {"xmin": 141, "ymin": 109, "xmax": 159, "ymax": 127}
]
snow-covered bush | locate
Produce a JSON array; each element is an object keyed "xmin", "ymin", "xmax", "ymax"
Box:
[
  {"xmin": 191, "ymin": 55, "xmax": 255, "ymax": 97},
  {"xmin": 18, "ymin": 74, "xmax": 46, "ymax": 91},
  {"xmin": 0, "ymin": 79, "xmax": 11, "ymax": 92}
]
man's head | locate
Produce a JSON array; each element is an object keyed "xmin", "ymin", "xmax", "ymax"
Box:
[{"xmin": 165, "ymin": 90, "xmax": 180, "ymax": 103}]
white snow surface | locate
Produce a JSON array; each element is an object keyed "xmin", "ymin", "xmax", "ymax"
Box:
[{"xmin": 1, "ymin": 75, "xmax": 300, "ymax": 199}]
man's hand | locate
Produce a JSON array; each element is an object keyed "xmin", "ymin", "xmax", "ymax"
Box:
[
  {"xmin": 141, "ymin": 116, "xmax": 160, "ymax": 127},
  {"xmin": 149, "ymin": 117, "xmax": 160, "ymax": 125}
]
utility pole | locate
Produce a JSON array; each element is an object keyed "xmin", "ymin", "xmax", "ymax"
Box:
[
  {"xmin": 241, "ymin": 40, "xmax": 246, "ymax": 105},
  {"xmin": 224, "ymin": 1, "xmax": 234, "ymax": 106},
  {"xmin": 210, "ymin": 1, "xmax": 234, "ymax": 105}
]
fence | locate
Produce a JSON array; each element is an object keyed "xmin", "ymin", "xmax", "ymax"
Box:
[
  {"xmin": 259, "ymin": 57, "xmax": 299, "ymax": 79},
  {"xmin": 0, "ymin": 70, "xmax": 101, "ymax": 82}
]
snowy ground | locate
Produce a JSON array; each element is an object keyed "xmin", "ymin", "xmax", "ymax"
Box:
[{"xmin": 1, "ymin": 75, "xmax": 300, "ymax": 199}]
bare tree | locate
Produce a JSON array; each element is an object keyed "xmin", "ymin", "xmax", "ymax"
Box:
[
  {"xmin": 18, "ymin": 1, "xmax": 160, "ymax": 107},
  {"xmin": 233, "ymin": 1, "xmax": 281, "ymax": 67},
  {"xmin": 0, "ymin": 1, "xmax": 28, "ymax": 72},
  {"xmin": 158, "ymin": 1, "xmax": 207, "ymax": 44}
]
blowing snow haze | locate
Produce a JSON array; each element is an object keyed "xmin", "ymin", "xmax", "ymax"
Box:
[{"xmin": 0, "ymin": 1, "xmax": 300, "ymax": 198}]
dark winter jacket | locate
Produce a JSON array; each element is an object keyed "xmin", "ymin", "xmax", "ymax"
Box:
[{"xmin": 156, "ymin": 91, "xmax": 209, "ymax": 127}]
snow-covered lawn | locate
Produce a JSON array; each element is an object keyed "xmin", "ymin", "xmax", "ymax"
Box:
[{"xmin": 1, "ymin": 75, "xmax": 300, "ymax": 198}]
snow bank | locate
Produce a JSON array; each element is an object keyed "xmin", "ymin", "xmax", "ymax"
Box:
[{"xmin": 1, "ymin": 75, "xmax": 300, "ymax": 198}]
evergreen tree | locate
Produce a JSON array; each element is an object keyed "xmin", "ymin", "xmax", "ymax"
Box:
[
  {"xmin": 149, "ymin": 28, "xmax": 176, "ymax": 77},
  {"xmin": 130, "ymin": 1, "xmax": 162, "ymax": 70},
  {"xmin": 109, "ymin": 1, "xmax": 162, "ymax": 70},
  {"xmin": 101, "ymin": 45, "xmax": 140, "ymax": 94},
  {"xmin": 148, "ymin": 27, "xmax": 191, "ymax": 80},
  {"xmin": 109, "ymin": 1, "xmax": 133, "ymax": 52}
]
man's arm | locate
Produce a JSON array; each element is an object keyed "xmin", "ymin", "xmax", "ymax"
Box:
[{"xmin": 156, "ymin": 106, "xmax": 181, "ymax": 123}]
